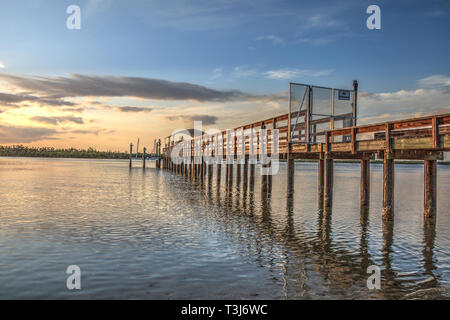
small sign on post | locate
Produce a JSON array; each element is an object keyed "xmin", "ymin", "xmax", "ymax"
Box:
[{"xmin": 338, "ymin": 90, "xmax": 351, "ymax": 101}]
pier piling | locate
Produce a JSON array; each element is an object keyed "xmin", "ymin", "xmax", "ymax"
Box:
[
  {"xmin": 143, "ymin": 147, "xmax": 146, "ymax": 168},
  {"xmin": 318, "ymin": 158, "xmax": 324, "ymax": 209},
  {"xmin": 129, "ymin": 143, "xmax": 133, "ymax": 168},
  {"xmin": 383, "ymin": 154, "xmax": 395, "ymax": 221},
  {"xmin": 324, "ymin": 157, "xmax": 334, "ymax": 209},
  {"xmin": 361, "ymin": 159, "xmax": 370, "ymax": 207},
  {"xmin": 424, "ymin": 160, "xmax": 437, "ymax": 219}
]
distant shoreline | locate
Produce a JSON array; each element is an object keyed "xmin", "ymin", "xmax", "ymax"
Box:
[{"xmin": 0, "ymin": 145, "xmax": 130, "ymax": 160}]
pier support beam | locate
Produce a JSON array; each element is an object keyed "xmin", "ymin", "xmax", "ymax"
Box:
[
  {"xmin": 287, "ymin": 154, "xmax": 294, "ymax": 197},
  {"xmin": 236, "ymin": 163, "xmax": 241, "ymax": 186},
  {"xmin": 129, "ymin": 143, "xmax": 133, "ymax": 168},
  {"xmin": 216, "ymin": 162, "xmax": 222, "ymax": 186},
  {"xmin": 249, "ymin": 161, "xmax": 255, "ymax": 188},
  {"xmin": 323, "ymin": 157, "xmax": 334, "ymax": 209},
  {"xmin": 361, "ymin": 159, "xmax": 370, "ymax": 207},
  {"xmin": 383, "ymin": 155, "xmax": 394, "ymax": 221},
  {"xmin": 207, "ymin": 163, "xmax": 213, "ymax": 181},
  {"xmin": 142, "ymin": 147, "xmax": 146, "ymax": 169},
  {"xmin": 261, "ymin": 164, "xmax": 268, "ymax": 193},
  {"xmin": 243, "ymin": 157, "xmax": 248, "ymax": 190},
  {"xmin": 226, "ymin": 163, "xmax": 233, "ymax": 186},
  {"xmin": 200, "ymin": 158, "xmax": 204, "ymax": 177},
  {"xmin": 318, "ymin": 158, "xmax": 324, "ymax": 209},
  {"xmin": 424, "ymin": 160, "xmax": 437, "ymax": 219},
  {"xmin": 267, "ymin": 161, "xmax": 272, "ymax": 193}
]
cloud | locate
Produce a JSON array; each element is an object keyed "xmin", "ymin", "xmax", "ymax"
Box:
[
  {"xmin": 0, "ymin": 92, "xmax": 75, "ymax": 108},
  {"xmin": 265, "ymin": 68, "xmax": 333, "ymax": 80},
  {"xmin": 417, "ymin": 75, "xmax": 450, "ymax": 88},
  {"xmin": 232, "ymin": 65, "xmax": 259, "ymax": 78},
  {"xmin": 0, "ymin": 124, "xmax": 59, "ymax": 143},
  {"xmin": 68, "ymin": 128, "xmax": 115, "ymax": 136},
  {"xmin": 358, "ymin": 84, "xmax": 450, "ymax": 124},
  {"xmin": 256, "ymin": 35, "xmax": 284, "ymax": 45},
  {"xmin": 305, "ymin": 14, "xmax": 342, "ymax": 29},
  {"xmin": 211, "ymin": 68, "xmax": 223, "ymax": 80},
  {"xmin": 0, "ymin": 62, "xmax": 4, "ymax": 69},
  {"xmin": 116, "ymin": 106, "xmax": 152, "ymax": 113},
  {"xmin": 166, "ymin": 114, "xmax": 218, "ymax": 125},
  {"xmin": 31, "ymin": 116, "xmax": 84, "ymax": 125},
  {"xmin": 0, "ymin": 73, "xmax": 246, "ymax": 102}
]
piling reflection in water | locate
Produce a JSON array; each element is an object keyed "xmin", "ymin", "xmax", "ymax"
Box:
[{"xmin": 169, "ymin": 160, "xmax": 448, "ymax": 299}]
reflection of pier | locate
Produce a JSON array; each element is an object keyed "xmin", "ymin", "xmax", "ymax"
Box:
[{"xmin": 163, "ymin": 168, "xmax": 441, "ymax": 298}]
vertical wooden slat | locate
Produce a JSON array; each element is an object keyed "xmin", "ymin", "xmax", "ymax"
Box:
[
  {"xmin": 432, "ymin": 117, "xmax": 439, "ymax": 149},
  {"xmin": 351, "ymin": 127, "xmax": 356, "ymax": 154},
  {"xmin": 385, "ymin": 123, "xmax": 392, "ymax": 156}
]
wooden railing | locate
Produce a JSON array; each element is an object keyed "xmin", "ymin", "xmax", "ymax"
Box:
[{"xmin": 162, "ymin": 112, "xmax": 450, "ymax": 159}]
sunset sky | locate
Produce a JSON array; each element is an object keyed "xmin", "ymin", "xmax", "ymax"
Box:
[{"xmin": 0, "ymin": 0, "xmax": 449, "ymax": 152}]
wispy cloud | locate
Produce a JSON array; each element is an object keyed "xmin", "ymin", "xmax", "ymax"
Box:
[
  {"xmin": 232, "ymin": 65, "xmax": 259, "ymax": 78},
  {"xmin": 305, "ymin": 14, "xmax": 342, "ymax": 29},
  {"xmin": 211, "ymin": 67, "xmax": 223, "ymax": 80},
  {"xmin": 265, "ymin": 68, "xmax": 334, "ymax": 80},
  {"xmin": 0, "ymin": 124, "xmax": 59, "ymax": 143},
  {"xmin": 417, "ymin": 74, "xmax": 450, "ymax": 88},
  {"xmin": 115, "ymin": 106, "xmax": 152, "ymax": 113},
  {"xmin": 166, "ymin": 114, "xmax": 218, "ymax": 125},
  {"xmin": 0, "ymin": 92, "xmax": 75, "ymax": 108},
  {"xmin": 255, "ymin": 35, "xmax": 284, "ymax": 45},
  {"xmin": 31, "ymin": 116, "xmax": 84, "ymax": 125}
]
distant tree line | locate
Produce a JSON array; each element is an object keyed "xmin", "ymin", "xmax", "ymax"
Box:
[{"xmin": 0, "ymin": 145, "xmax": 130, "ymax": 159}]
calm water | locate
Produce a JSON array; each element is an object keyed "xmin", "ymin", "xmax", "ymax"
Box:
[{"xmin": 0, "ymin": 157, "xmax": 449, "ymax": 299}]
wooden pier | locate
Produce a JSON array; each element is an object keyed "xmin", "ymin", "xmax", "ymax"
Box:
[{"xmin": 154, "ymin": 82, "xmax": 449, "ymax": 220}]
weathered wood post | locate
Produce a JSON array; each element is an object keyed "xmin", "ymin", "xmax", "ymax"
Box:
[
  {"xmin": 226, "ymin": 130, "xmax": 233, "ymax": 186},
  {"xmin": 361, "ymin": 159, "xmax": 370, "ymax": 206},
  {"xmin": 287, "ymin": 90, "xmax": 294, "ymax": 196},
  {"xmin": 287, "ymin": 154, "xmax": 294, "ymax": 196},
  {"xmin": 267, "ymin": 118, "xmax": 276, "ymax": 193},
  {"xmin": 318, "ymin": 157, "xmax": 324, "ymax": 209},
  {"xmin": 207, "ymin": 162, "xmax": 213, "ymax": 181},
  {"xmin": 424, "ymin": 159, "xmax": 437, "ymax": 219},
  {"xmin": 249, "ymin": 124, "xmax": 256, "ymax": 188},
  {"xmin": 216, "ymin": 160, "xmax": 222, "ymax": 186},
  {"xmin": 260, "ymin": 123, "xmax": 267, "ymax": 191},
  {"xmin": 323, "ymin": 157, "xmax": 334, "ymax": 209},
  {"xmin": 243, "ymin": 157, "xmax": 248, "ymax": 190},
  {"xmin": 383, "ymin": 153, "xmax": 395, "ymax": 220},
  {"xmin": 383, "ymin": 124, "xmax": 394, "ymax": 220},
  {"xmin": 142, "ymin": 147, "xmax": 146, "ymax": 168},
  {"xmin": 129, "ymin": 143, "xmax": 133, "ymax": 168},
  {"xmin": 235, "ymin": 133, "xmax": 241, "ymax": 186}
]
